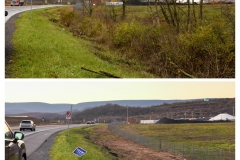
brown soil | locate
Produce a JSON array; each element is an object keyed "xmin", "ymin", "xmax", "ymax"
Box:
[{"xmin": 90, "ymin": 125, "xmax": 184, "ymax": 160}]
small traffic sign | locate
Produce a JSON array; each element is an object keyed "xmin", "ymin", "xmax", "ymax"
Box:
[
  {"xmin": 73, "ymin": 147, "xmax": 87, "ymax": 157},
  {"xmin": 66, "ymin": 111, "xmax": 71, "ymax": 119}
]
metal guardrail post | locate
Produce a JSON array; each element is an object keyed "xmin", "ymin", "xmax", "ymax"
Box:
[
  {"xmin": 182, "ymin": 143, "xmax": 184, "ymax": 158},
  {"xmin": 220, "ymin": 150, "xmax": 222, "ymax": 160},
  {"xmin": 159, "ymin": 139, "xmax": 161, "ymax": 150},
  {"xmin": 192, "ymin": 145, "xmax": 194, "ymax": 160}
]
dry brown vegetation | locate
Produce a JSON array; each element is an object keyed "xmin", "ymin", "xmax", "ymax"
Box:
[
  {"xmin": 6, "ymin": 116, "xmax": 49, "ymax": 126},
  {"xmin": 44, "ymin": 3, "xmax": 235, "ymax": 78}
]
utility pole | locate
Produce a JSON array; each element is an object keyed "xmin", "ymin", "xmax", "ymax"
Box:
[
  {"xmin": 233, "ymin": 106, "xmax": 234, "ymax": 117},
  {"xmin": 126, "ymin": 106, "xmax": 128, "ymax": 124},
  {"xmin": 71, "ymin": 105, "xmax": 72, "ymax": 125},
  {"xmin": 30, "ymin": 0, "xmax": 32, "ymax": 20},
  {"xmin": 233, "ymin": 106, "xmax": 235, "ymax": 121}
]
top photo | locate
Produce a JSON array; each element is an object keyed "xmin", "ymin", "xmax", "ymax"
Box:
[{"xmin": 5, "ymin": 0, "xmax": 235, "ymax": 78}]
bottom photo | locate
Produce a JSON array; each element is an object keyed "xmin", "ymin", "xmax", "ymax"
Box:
[{"xmin": 4, "ymin": 80, "xmax": 235, "ymax": 160}]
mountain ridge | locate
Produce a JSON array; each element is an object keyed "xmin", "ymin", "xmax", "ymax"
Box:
[{"xmin": 5, "ymin": 99, "xmax": 202, "ymax": 114}]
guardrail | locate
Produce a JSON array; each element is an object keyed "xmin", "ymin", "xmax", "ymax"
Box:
[{"xmin": 108, "ymin": 123, "xmax": 235, "ymax": 160}]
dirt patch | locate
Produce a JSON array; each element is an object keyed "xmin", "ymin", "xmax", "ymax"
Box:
[{"xmin": 90, "ymin": 125, "xmax": 184, "ymax": 160}]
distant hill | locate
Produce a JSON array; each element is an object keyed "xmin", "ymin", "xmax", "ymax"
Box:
[
  {"xmin": 6, "ymin": 112, "xmax": 63, "ymax": 119},
  {"xmin": 72, "ymin": 98, "xmax": 235, "ymax": 123},
  {"xmin": 5, "ymin": 99, "xmax": 198, "ymax": 115},
  {"xmin": 5, "ymin": 98, "xmax": 235, "ymax": 123}
]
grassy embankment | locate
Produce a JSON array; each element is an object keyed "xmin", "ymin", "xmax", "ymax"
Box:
[
  {"xmin": 7, "ymin": 7, "xmax": 154, "ymax": 78},
  {"xmin": 50, "ymin": 124, "xmax": 115, "ymax": 160},
  {"xmin": 50, "ymin": 123, "xmax": 234, "ymax": 159},
  {"xmin": 7, "ymin": 4, "xmax": 235, "ymax": 78},
  {"xmin": 118, "ymin": 123, "xmax": 235, "ymax": 152}
]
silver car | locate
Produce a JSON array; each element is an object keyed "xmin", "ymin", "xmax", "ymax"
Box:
[
  {"xmin": 5, "ymin": 120, "xmax": 27, "ymax": 160},
  {"xmin": 20, "ymin": 120, "xmax": 36, "ymax": 131}
]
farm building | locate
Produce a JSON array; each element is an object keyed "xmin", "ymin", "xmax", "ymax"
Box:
[
  {"xmin": 209, "ymin": 113, "xmax": 235, "ymax": 121},
  {"xmin": 140, "ymin": 120, "xmax": 158, "ymax": 124}
]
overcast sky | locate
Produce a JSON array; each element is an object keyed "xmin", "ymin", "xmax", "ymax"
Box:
[{"xmin": 5, "ymin": 79, "xmax": 235, "ymax": 104}]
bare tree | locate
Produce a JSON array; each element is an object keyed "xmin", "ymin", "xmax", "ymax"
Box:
[
  {"xmin": 199, "ymin": 0, "xmax": 203, "ymax": 22},
  {"xmin": 122, "ymin": 0, "xmax": 127, "ymax": 19}
]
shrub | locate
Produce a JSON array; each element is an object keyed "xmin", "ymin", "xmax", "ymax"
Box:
[
  {"xmin": 59, "ymin": 9, "xmax": 77, "ymax": 27},
  {"xmin": 68, "ymin": 15, "xmax": 107, "ymax": 38},
  {"xmin": 112, "ymin": 19, "xmax": 145, "ymax": 48},
  {"xmin": 177, "ymin": 23, "xmax": 235, "ymax": 77}
]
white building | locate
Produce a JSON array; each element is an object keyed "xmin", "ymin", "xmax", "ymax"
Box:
[
  {"xmin": 209, "ymin": 113, "xmax": 235, "ymax": 121},
  {"xmin": 140, "ymin": 120, "xmax": 158, "ymax": 124}
]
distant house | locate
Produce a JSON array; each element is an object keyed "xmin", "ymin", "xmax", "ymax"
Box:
[
  {"xmin": 209, "ymin": 113, "xmax": 235, "ymax": 121},
  {"xmin": 140, "ymin": 120, "xmax": 158, "ymax": 124},
  {"xmin": 106, "ymin": 2, "xmax": 123, "ymax": 5}
]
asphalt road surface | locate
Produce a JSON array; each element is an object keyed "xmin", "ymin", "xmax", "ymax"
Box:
[
  {"xmin": 11, "ymin": 124, "xmax": 90, "ymax": 158},
  {"xmin": 5, "ymin": 5, "xmax": 64, "ymax": 23}
]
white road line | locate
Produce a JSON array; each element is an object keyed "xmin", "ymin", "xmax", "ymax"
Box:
[{"xmin": 23, "ymin": 127, "xmax": 67, "ymax": 136}]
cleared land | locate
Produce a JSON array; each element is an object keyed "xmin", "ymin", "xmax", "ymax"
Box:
[
  {"xmin": 50, "ymin": 123, "xmax": 235, "ymax": 159},
  {"xmin": 50, "ymin": 124, "xmax": 184, "ymax": 160},
  {"xmin": 118, "ymin": 123, "xmax": 235, "ymax": 152}
]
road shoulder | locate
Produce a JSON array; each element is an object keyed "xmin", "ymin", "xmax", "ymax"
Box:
[{"xmin": 27, "ymin": 131, "xmax": 61, "ymax": 160}]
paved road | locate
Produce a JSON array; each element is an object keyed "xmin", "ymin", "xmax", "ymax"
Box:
[
  {"xmin": 11, "ymin": 124, "xmax": 91, "ymax": 158},
  {"xmin": 5, "ymin": 5, "xmax": 64, "ymax": 23}
]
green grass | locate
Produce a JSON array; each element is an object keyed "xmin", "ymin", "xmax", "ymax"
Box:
[
  {"xmin": 7, "ymin": 7, "xmax": 154, "ymax": 78},
  {"xmin": 119, "ymin": 123, "xmax": 235, "ymax": 152},
  {"xmin": 7, "ymin": 4, "xmax": 234, "ymax": 78},
  {"xmin": 50, "ymin": 125, "xmax": 115, "ymax": 160}
]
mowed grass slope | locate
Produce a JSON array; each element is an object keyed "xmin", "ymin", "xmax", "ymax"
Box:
[
  {"xmin": 50, "ymin": 125, "xmax": 115, "ymax": 160},
  {"xmin": 119, "ymin": 123, "xmax": 235, "ymax": 151},
  {"xmin": 7, "ymin": 7, "xmax": 154, "ymax": 78}
]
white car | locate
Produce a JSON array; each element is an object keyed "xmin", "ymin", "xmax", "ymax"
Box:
[{"xmin": 19, "ymin": 120, "xmax": 36, "ymax": 131}]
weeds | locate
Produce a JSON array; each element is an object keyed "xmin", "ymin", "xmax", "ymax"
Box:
[
  {"xmin": 54, "ymin": 4, "xmax": 234, "ymax": 78},
  {"xmin": 8, "ymin": 4, "xmax": 235, "ymax": 78}
]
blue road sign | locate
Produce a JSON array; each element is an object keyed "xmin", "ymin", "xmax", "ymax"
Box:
[{"xmin": 73, "ymin": 147, "xmax": 87, "ymax": 157}]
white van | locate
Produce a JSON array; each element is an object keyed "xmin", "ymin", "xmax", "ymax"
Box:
[
  {"xmin": 176, "ymin": 0, "xmax": 208, "ymax": 4},
  {"xmin": 11, "ymin": 0, "xmax": 24, "ymax": 6}
]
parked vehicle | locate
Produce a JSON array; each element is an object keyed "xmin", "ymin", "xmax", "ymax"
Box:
[
  {"xmin": 87, "ymin": 121, "xmax": 96, "ymax": 124},
  {"xmin": 5, "ymin": 120, "xmax": 27, "ymax": 160},
  {"xmin": 11, "ymin": 0, "xmax": 24, "ymax": 6},
  {"xmin": 19, "ymin": 120, "xmax": 36, "ymax": 131}
]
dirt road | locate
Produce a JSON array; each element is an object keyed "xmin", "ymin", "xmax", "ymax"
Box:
[{"xmin": 90, "ymin": 125, "xmax": 184, "ymax": 160}]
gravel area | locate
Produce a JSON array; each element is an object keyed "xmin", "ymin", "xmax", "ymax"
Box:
[
  {"xmin": 27, "ymin": 131, "xmax": 60, "ymax": 160},
  {"xmin": 5, "ymin": 12, "xmax": 24, "ymax": 78}
]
